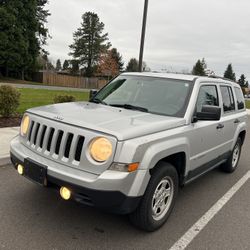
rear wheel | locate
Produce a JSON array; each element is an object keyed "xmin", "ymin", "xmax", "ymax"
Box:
[
  {"xmin": 129, "ymin": 162, "xmax": 178, "ymax": 231},
  {"xmin": 221, "ymin": 137, "xmax": 242, "ymax": 173}
]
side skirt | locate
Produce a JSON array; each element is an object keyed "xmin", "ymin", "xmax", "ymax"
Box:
[{"xmin": 184, "ymin": 151, "xmax": 231, "ymax": 185}]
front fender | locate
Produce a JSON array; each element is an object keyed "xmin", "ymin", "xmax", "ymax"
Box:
[{"xmin": 139, "ymin": 137, "xmax": 190, "ymax": 174}]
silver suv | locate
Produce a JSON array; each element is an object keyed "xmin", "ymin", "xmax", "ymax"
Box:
[{"xmin": 10, "ymin": 73, "xmax": 248, "ymax": 231}]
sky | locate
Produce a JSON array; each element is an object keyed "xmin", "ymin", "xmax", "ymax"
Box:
[{"xmin": 45, "ymin": 0, "xmax": 250, "ymax": 80}]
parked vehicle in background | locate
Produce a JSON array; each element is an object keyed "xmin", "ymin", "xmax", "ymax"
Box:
[{"xmin": 10, "ymin": 73, "xmax": 247, "ymax": 231}]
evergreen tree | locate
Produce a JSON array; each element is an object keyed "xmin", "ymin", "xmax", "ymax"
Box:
[
  {"xmin": 192, "ymin": 59, "xmax": 206, "ymax": 76},
  {"xmin": 36, "ymin": 0, "xmax": 50, "ymax": 50},
  {"xmin": 40, "ymin": 53, "xmax": 54, "ymax": 70},
  {"xmin": 238, "ymin": 74, "xmax": 247, "ymax": 87},
  {"xmin": 56, "ymin": 59, "xmax": 62, "ymax": 71},
  {"xmin": 110, "ymin": 48, "xmax": 124, "ymax": 71},
  {"xmin": 224, "ymin": 64, "xmax": 236, "ymax": 81},
  {"xmin": 201, "ymin": 58, "xmax": 207, "ymax": 71},
  {"xmin": 126, "ymin": 58, "xmax": 139, "ymax": 72},
  {"xmin": 69, "ymin": 12, "xmax": 111, "ymax": 77},
  {"xmin": 0, "ymin": 0, "xmax": 50, "ymax": 78},
  {"xmin": 63, "ymin": 60, "xmax": 69, "ymax": 70},
  {"xmin": 0, "ymin": 3, "xmax": 18, "ymax": 77},
  {"xmin": 70, "ymin": 60, "xmax": 80, "ymax": 75}
]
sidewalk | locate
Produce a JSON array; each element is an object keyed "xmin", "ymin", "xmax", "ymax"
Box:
[{"xmin": 0, "ymin": 127, "xmax": 19, "ymax": 166}]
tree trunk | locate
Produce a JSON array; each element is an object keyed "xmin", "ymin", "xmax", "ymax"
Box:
[
  {"xmin": 5, "ymin": 66, "xmax": 9, "ymax": 77},
  {"xmin": 21, "ymin": 69, "xmax": 24, "ymax": 80}
]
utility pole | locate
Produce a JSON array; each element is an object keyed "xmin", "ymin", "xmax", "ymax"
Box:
[{"xmin": 138, "ymin": 0, "xmax": 149, "ymax": 72}]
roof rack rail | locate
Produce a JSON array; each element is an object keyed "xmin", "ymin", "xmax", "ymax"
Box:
[{"xmin": 207, "ymin": 75, "xmax": 236, "ymax": 83}]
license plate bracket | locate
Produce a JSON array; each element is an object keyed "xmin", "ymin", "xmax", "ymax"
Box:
[{"xmin": 24, "ymin": 158, "xmax": 47, "ymax": 186}]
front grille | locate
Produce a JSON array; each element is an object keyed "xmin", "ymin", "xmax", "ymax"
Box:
[
  {"xmin": 75, "ymin": 136, "xmax": 85, "ymax": 161},
  {"xmin": 55, "ymin": 130, "xmax": 64, "ymax": 155},
  {"xmin": 47, "ymin": 128, "xmax": 55, "ymax": 152},
  {"xmin": 64, "ymin": 133, "xmax": 73, "ymax": 158},
  {"xmin": 39, "ymin": 125, "xmax": 47, "ymax": 148},
  {"xmin": 26, "ymin": 119, "xmax": 85, "ymax": 163},
  {"xmin": 22, "ymin": 115, "xmax": 116, "ymax": 175}
]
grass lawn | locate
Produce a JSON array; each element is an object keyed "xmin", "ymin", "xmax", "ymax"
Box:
[
  {"xmin": 17, "ymin": 88, "xmax": 89, "ymax": 114},
  {"xmin": 246, "ymin": 100, "xmax": 250, "ymax": 109}
]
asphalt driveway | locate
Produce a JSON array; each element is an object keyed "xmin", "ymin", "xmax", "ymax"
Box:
[{"xmin": 0, "ymin": 120, "xmax": 249, "ymax": 250}]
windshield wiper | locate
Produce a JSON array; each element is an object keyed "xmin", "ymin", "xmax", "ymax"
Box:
[
  {"xmin": 90, "ymin": 98, "xmax": 108, "ymax": 105},
  {"xmin": 110, "ymin": 104, "xmax": 148, "ymax": 113}
]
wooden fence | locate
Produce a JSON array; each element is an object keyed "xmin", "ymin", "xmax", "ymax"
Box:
[{"xmin": 33, "ymin": 72, "xmax": 108, "ymax": 89}]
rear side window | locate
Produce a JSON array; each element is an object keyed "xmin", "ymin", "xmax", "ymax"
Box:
[
  {"xmin": 220, "ymin": 86, "xmax": 235, "ymax": 112},
  {"xmin": 234, "ymin": 87, "xmax": 245, "ymax": 110},
  {"xmin": 196, "ymin": 85, "xmax": 219, "ymax": 112}
]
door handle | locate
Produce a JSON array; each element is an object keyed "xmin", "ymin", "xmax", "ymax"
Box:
[
  {"xmin": 234, "ymin": 119, "xmax": 240, "ymax": 124},
  {"xmin": 216, "ymin": 123, "xmax": 224, "ymax": 129}
]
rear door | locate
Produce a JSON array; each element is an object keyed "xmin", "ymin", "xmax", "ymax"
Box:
[{"xmin": 217, "ymin": 84, "xmax": 238, "ymax": 155}]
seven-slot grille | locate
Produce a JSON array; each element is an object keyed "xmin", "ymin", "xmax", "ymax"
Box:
[
  {"xmin": 26, "ymin": 120, "xmax": 85, "ymax": 163},
  {"xmin": 21, "ymin": 115, "xmax": 116, "ymax": 175}
]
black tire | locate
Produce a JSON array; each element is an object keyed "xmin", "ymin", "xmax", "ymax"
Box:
[
  {"xmin": 221, "ymin": 137, "xmax": 242, "ymax": 173},
  {"xmin": 129, "ymin": 162, "xmax": 179, "ymax": 232}
]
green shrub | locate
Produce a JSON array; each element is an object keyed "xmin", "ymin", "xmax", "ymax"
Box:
[
  {"xmin": 0, "ymin": 85, "xmax": 20, "ymax": 117},
  {"xmin": 54, "ymin": 95, "xmax": 76, "ymax": 104}
]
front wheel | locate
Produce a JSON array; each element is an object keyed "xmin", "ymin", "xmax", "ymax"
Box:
[
  {"xmin": 221, "ymin": 137, "xmax": 242, "ymax": 173},
  {"xmin": 129, "ymin": 162, "xmax": 178, "ymax": 231}
]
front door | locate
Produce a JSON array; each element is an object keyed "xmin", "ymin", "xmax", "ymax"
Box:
[{"xmin": 189, "ymin": 84, "xmax": 223, "ymax": 177}]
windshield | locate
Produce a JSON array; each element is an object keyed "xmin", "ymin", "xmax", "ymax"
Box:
[{"xmin": 92, "ymin": 75, "xmax": 194, "ymax": 117}]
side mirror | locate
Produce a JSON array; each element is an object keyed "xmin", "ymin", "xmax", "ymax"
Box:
[
  {"xmin": 89, "ymin": 89, "xmax": 98, "ymax": 100},
  {"xmin": 195, "ymin": 105, "xmax": 221, "ymax": 121}
]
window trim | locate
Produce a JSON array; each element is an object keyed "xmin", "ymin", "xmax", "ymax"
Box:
[{"xmin": 195, "ymin": 84, "xmax": 219, "ymax": 113}]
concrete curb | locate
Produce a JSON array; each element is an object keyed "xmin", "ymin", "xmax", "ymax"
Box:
[
  {"xmin": 0, "ymin": 156, "xmax": 10, "ymax": 166},
  {"xmin": 0, "ymin": 126, "xmax": 19, "ymax": 167}
]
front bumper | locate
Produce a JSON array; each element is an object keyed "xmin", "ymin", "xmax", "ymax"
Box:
[{"xmin": 10, "ymin": 136, "xmax": 150, "ymax": 214}]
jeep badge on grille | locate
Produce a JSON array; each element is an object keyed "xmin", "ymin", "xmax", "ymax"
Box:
[{"xmin": 54, "ymin": 116, "xmax": 64, "ymax": 121}]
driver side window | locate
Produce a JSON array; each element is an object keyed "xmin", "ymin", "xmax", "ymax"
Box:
[{"xmin": 196, "ymin": 85, "xmax": 219, "ymax": 112}]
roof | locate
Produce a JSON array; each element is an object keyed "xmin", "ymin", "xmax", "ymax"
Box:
[
  {"xmin": 121, "ymin": 72, "xmax": 239, "ymax": 86},
  {"xmin": 121, "ymin": 72, "xmax": 196, "ymax": 81}
]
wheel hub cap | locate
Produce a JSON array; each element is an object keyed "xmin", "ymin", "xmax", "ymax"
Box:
[
  {"xmin": 232, "ymin": 143, "xmax": 240, "ymax": 168},
  {"xmin": 152, "ymin": 177, "xmax": 174, "ymax": 221}
]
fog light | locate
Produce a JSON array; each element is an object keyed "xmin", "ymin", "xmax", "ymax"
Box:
[
  {"xmin": 60, "ymin": 187, "xmax": 71, "ymax": 200},
  {"xmin": 17, "ymin": 164, "xmax": 24, "ymax": 175}
]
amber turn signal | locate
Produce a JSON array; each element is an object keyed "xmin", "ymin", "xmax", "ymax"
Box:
[{"xmin": 128, "ymin": 163, "xmax": 140, "ymax": 172}]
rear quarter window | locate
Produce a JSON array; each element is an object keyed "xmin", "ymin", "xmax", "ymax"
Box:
[
  {"xmin": 234, "ymin": 87, "xmax": 245, "ymax": 110},
  {"xmin": 220, "ymin": 86, "xmax": 235, "ymax": 112}
]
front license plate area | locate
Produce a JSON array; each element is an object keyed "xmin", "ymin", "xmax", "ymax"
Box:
[{"xmin": 24, "ymin": 159, "xmax": 47, "ymax": 186}]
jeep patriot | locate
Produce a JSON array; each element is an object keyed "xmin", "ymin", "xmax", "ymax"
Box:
[{"xmin": 10, "ymin": 73, "xmax": 248, "ymax": 231}]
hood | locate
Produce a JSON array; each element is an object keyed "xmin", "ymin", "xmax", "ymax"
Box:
[{"xmin": 27, "ymin": 102, "xmax": 186, "ymax": 140}]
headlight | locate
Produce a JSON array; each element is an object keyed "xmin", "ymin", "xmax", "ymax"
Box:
[
  {"xmin": 89, "ymin": 137, "xmax": 112, "ymax": 162},
  {"xmin": 20, "ymin": 115, "xmax": 30, "ymax": 136}
]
